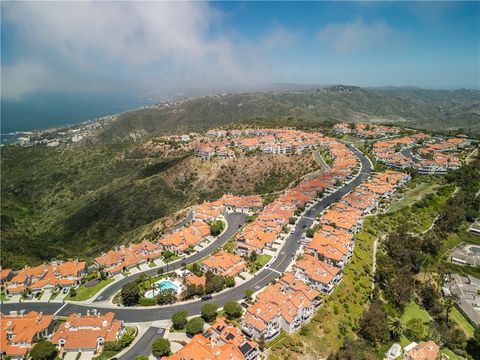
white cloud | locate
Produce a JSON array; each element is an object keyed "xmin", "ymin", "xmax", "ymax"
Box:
[
  {"xmin": 2, "ymin": 60, "xmax": 55, "ymax": 101},
  {"xmin": 317, "ymin": 18, "xmax": 391, "ymax": 54},
  {"xmin": 1, "ymin": 1, "xmax": 273, "ymax": 100},
  {"xmin": 261, "ymin": 25, "xmax": 301, "ymax": 49}
]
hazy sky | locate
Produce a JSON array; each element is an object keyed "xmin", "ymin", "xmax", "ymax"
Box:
[{"xmin": 2, "ymin": 1, "xmax": 479, "ymax": 101}]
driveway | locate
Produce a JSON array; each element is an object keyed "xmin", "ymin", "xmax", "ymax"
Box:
[
  {"xmin": 40, "ymin": 290, "xmax": 52, "ymax": 301},
  {"xmin": 118, "ymin": 327, "xmax": 165, "ymax": 360}
]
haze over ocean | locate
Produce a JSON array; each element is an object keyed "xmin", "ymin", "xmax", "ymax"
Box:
[{"xmin": 1, "ymin": 92, "xmax": 154, "ymax": 141}]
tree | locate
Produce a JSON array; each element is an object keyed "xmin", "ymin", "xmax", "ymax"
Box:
[
  {"xmin": 185, "ymin": 284, "xmax": 204, "ymax": 299},
  {"xmin": 171, "ymin": 311, "xmax": 188, "ymax": 330},
  {"xmin": 201, "ymin": 303, "xmax": 218, "ymax": 322},
  {"xmin": 191, "ymin": 262, "xmax": 202, "ymax": 276},
  {"xmin": 209, "ymin": 220, "xmax": 225, "ymax": 236},
  {"xmin": 443, "ymin": 294, "xmax": 458, "ymax": 324},
  {"xmin": 225, "ymin": 276, "xmax": 235, "ymax": 288},
  {"xmin": 244, "ymin": 289, "xmax": 254, "ymax": 301},
  {"xmin": 68, "ymin": 287, "xmax": 77, "ymax": 298},
  {"xmin": 29, "ymin": 340, "xmax": 57, "ymax": 360},
  {"xmin": 384, "ymin": 274, "xmax": 415, "ymax": 310},
  {"xmin": 185, "ymin": 317, "xmax": 205, "ymax": 336},
  {"xmin": 388, "ymin": 318, "xmax": 404, "ymax": 341},
  {"xmin": 152, "ymin": 337, "xmax": 171, "ymax": 357},
  {"xmin": 162, "ymin": 250, "xmax": 175, "ymax": 261},
  {"xmin": 156, "ymin": 289, "xmax": 176, "ymax": 305},
  {"xmin": 121, "ymin": 282, "xmax": 140, "ymax": 306},
  {"xmin": 359, "ymin": 302, "xmax": 390, "ymax": 344},
  {"xmin": 224, "ymin": 301, "xmax": 243, "ymax": 320},
  {"xmin": 205, "ymin": 270, "xmax": 225, "ymax": 294},
  {"xmin": 467, "ymin": 326, "xmax": 480, "ymax": 360},
  {"xmin": 405, "ymin": 318, "xmax": 425, "ymax": 341},
  {"xmin": 258, "ymin": 335, "xmax": 266, "ymax": 352}
]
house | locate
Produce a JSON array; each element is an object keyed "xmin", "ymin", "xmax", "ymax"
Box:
[
  {"xmin": 185, "ymin": 274, "xmax": 206, "ymax": 287},
  {"xmin": 241, "ymin": 280, "xmax": 319, "ymax": 340},
  {"xmin": 0, "ymin": 311, "xmax": 54, "ymax": 360},
  {"xmin": 0, "ymin": 268, "xmax": 13, "ymax": 284},
  {"xmin": 385, "ymin": 343, "xmax": 402, "ymax": 360},
  {"xmin": 403, "ymin": 341, "xmax": 439, "ymax": 360},
  {"xmin": 202, "ymin": 251, "xmax": 246, "ymax": 277},
  {"xmin": 293, "ymin": 255, "xmax": 342, "ymax": 294},
  {"xmin": 5, "ymin": 261, "xmax": 87, "ymax": 294},
  {"xmin": 51, "ymin": 311, "xmax": 124, "ymax": 358},
  {"xmin": 161, "ymin": 333, "xmax": 245, "ymax": 360},
  {"xmin": 95, "ymin": 240, "xmax": 162, "ymax": 276},
  {"xmin": 204, "ymin": 317, "xmax": 258, "ymax": 360}
]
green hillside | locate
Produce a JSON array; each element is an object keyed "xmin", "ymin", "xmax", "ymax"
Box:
[{"xmin": 100, "ymin": 87, "xmax": 480, "ymax": 142}]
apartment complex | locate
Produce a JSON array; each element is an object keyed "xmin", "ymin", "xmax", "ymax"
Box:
[
  {"xmin": 241, "ymin": 168, "xmax": 410, "ymax": 341},
  {"xmin": 4, "ymin": 260, "xmax": 87, "ymax": 296},
  {"xmin": 196, "ymin": 128, "xmax": 325, "ymax": 159},
  {"xmin": 0, "ymin": 311, "xmax": 54, "ymax": 360},
  {"xmin": 373, "ymin": 134, "xmax": 468, "ymax": 175},
  {"xmin": 236, "ymin": 138, "xmax": 358, "ymax": 257},
  {"xmin": 202, "ymin": 251, "xmax": 247, "ymax": 278},
  {"xmin": 51, "ymin": 311, "xmax": 124, "ymax": 358},
  {"xmin": 333, "ymin": 122, "xmax": 400, "ymax": 139},
  {"xmin": 162, "ymin": 317, "xmax": 258, "ymax": 360}
]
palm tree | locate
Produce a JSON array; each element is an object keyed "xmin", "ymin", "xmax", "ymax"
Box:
[{"xmin": 388, "ymin": 318, "xmax": 404, "ymax": 340}]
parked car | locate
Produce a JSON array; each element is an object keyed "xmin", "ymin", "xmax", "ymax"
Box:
[
  {"xmin": 202, "ymin": 294, "xmax": 213, "ymax": 301},
  {"xmin": 240, "ymin": 302, "xmax": 250, "ymax": 309}
]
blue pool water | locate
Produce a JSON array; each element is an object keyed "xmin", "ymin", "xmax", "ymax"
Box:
[{"xmin": 158, "ymin": 280, "xmax": 178, "ymax": 291}]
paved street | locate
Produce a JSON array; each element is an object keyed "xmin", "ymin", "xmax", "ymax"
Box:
[
  {"xmin": 118, "ymin": 327, "xmax": 165, "ymax": 360},
  {"xmin": 2, "ymin": 144, "xmax": 372, "ymax": 323},
  {"xmin": 92, "ymin": 211, "xmax": 247, "ymax": 302}
]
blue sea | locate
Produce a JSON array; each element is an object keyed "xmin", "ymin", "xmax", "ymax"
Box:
[{"xmin": 1, "ymin": 92, "xmax": 157, "ymax": 144}]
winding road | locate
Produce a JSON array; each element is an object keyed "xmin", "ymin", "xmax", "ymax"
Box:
[
  {"xmin": 2, "ymin": 144, "xmax": 373, "ymax": 323},
  {"xmin": 93, "ymin": 212, "xmax": 247, "ymax": 302}
]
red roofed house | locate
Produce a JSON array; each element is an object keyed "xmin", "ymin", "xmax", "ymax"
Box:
[
  {"xmin": 293, "ymin": 255, "xmax": 342, "ymax": 295},
  {"xmin": 404, "ymin": 341, "xmax": 439, "ymax": 360},
  {"xmin": 204, "ymin": 317, "xmax": 258, "ymax": 360},
  {"xmin": 0, "ymin": 268, "xmax": 13, "ymax": 284},
  {"xmin": 161, "ymin": 333, "xmax": 245, "ymax": 360},
  {"xmin": 1, "ymin": 310, "xmax": 54, "ymax": 360},
  {"xmin": 202, "ymin": 251, "xmax": 246, "ymax": 278},
  {"xmin": 51, "ymin": 311, "xmax": 124, "ymax": 358}
]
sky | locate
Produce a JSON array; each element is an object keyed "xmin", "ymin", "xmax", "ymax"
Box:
[{"xmin": 1, "ymin": 1, "xmax": 479, "ymax": 103}]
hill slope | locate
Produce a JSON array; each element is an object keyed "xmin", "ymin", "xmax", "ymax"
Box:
[
  {"xmin": 1, "ymin": 142, "xmax": 317, "ymax": 269},
  {"xmin": 99, "ymin": 86, "xmax": 480, "ymax": 142}
]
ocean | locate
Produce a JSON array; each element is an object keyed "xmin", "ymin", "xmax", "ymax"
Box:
[{"xmin": 1, "ymin": 92, "xmax": 156, "ymax": 144}]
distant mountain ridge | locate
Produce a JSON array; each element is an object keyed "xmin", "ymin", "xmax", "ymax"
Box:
[{"xmin": 99, "ymin": 86, "xmax": 480, "ymax": 142}]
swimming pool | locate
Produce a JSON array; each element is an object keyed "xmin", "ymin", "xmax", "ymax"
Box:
[
  {"xmin": 158, "ymin": 280, "xmax": 178, "ymax": 291},
  {"xmin": 144, "ymin": 279, "xmax": 180, "ymax": 298}
]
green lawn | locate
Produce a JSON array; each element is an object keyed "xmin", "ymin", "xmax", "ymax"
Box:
[
  {"xmin": 49, "ymin": 290, "xmax": 61, "ymax": 301},
  {"xmin": 67, "ymin": 279, "xmax": 114, "ymax": 301},
  {"xmin": 441, "ymin": 348, "xmax": 466, "ymax": 360},
  {"xmin": 0, "ymin": 293, "xmax": 9, "ymax": 301},
  {"xmin": 450, "ymin": 307, "xmax": 475, "ymax": 338},
  {"xmin": 388, "ymin": 182, "xmax": 439, "ymax": 213},
  {"xmin": 93, "ymin": 326, "xmax": 136, "ymax": 360},
  {"xmin": 401, "ymin": 302, "xmax": 432, "ymax": 324},
  {"xmin": 248, "ymin": 254, "xmax": 272, "ymax": 273}
]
